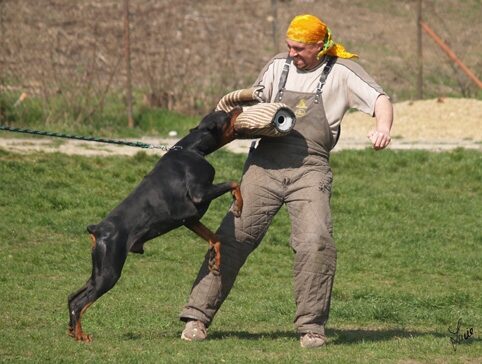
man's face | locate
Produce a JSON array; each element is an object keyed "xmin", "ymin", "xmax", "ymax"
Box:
[{"xmin": 286, "ymin": 38, "xmax": 323, "ymax": 71}]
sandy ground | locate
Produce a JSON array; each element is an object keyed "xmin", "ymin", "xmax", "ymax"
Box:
[{"xmin": 1, "ymin": 98, "xmax": 481, "ymax": 156}]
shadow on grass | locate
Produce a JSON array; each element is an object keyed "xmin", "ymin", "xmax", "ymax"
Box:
[
  {"xmin": 120, "ymin": 327, "xmax": 479, "ymax": 353},
  {"xmin": 208, "ymin": 331, "xmax": 298, "ymax": 341},
  {"xmin": 328, "ymin": 328, "xmax": 445, "ymax": 344},
  {"xmin": 201, "ymin": 328, "xmax": 481, "ymax": 348}
]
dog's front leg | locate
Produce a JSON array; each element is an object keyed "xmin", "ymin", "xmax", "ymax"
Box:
[
  {"xmin": 189, "ymin": 181, "xmax": 243, "ymax": 217},
  {"xmin": 185, "ymin": 221, "xmax": 221, "ymax": 275}
]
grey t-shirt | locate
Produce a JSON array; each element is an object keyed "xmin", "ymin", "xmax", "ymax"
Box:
[{"xmin": 253, "ymin": 52, "xmax": 386, "ymax": 141}]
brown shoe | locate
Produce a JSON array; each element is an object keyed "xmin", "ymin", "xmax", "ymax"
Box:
[
  {"xmin": 300, "ymin": 332, "xmax": 328, "ymax": 348},
  {"xmin": 181, "ymin": 320, "xmax": 207, "ymax": 342}
]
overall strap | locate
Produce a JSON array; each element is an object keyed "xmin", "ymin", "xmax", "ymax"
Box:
[
  {"xmin": 314, "ymin": 56, "xmax": 337, "ymax": 104},
  {"xmin": 277, "ymin": 55, "xmax": 337, "ymax": 103},
  {"xmin": 277, "ymin": 56, "xmax": 292, "ymax": 101}
]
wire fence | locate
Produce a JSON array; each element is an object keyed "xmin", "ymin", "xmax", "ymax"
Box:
[{"xmin": 0, "ymin": 0, "xmax": 481, "ymax": 122}]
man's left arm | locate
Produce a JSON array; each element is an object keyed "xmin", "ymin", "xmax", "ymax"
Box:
[{"xmin": 367, "ymin": 94, "xmax": 393, "ymax": 151}]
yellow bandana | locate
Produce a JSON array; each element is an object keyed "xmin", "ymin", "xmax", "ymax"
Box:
[{"xmin": 286, "ymin": 14, "xmax": 358, "ymax": 59}]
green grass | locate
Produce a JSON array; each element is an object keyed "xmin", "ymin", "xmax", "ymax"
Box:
[
  {"xmin": 0, "ymin": 147, "xmax": 481, "ymax": 363},
  {"xmin": 1, "ymin": 92, "xmax": 199, "ymax": 140}
]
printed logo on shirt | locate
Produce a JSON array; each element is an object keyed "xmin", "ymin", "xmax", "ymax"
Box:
[{"xmin": 295, "ymin": 99, "xmax": 307, "ymax": 118}]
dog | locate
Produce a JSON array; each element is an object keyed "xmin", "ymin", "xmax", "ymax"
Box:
[{"xmin": 67, "ymin": 108, "xmax": 243, "ymax": 342}]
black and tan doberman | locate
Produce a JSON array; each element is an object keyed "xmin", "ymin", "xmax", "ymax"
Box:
[{"xmin": 68, "ymin": 108, "xmax": 243, "ymax": 342}]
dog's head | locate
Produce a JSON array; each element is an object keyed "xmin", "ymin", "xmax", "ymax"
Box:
[{"xmin": 190, "ymin": 107, "xmax": 243, "ymax": 152}]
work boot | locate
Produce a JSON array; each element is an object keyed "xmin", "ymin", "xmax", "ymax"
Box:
[
  {"xmin": 300, "ymin": 332, "xmax": 328, "ymax": 348},
  {"xmin": 181, "ymin": 320, "xmax": 207, "ymax": 342}
]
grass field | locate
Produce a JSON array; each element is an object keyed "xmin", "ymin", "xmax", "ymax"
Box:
[{"xmin": 0, "ymin": 147, "xmax": 481, "ymax": 363}]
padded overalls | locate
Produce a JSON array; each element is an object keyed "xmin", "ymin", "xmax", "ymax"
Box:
[{"xmin": 180, "ymin": 58, "xmax": 338, "ymax": 336}]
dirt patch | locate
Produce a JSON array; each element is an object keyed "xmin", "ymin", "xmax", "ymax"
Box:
[
  {"xmin": 341, "ymin": 98, "xmax": 482, "ymax": 141},
  {"xmin": 333, "ymin": 97, "xmax": 482, "ymax": 152},
  {"xmin": 1, "ymin": 98, "xmax": 481, "ymax": 156}
]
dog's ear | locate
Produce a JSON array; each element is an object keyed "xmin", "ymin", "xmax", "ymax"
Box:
[
  {"xmin": 196, "ymin": 110, "xmax": 229, "ymax": 131},
  {"xmin": 205, "ymin": 121, "xmax": 218, "ymax": 131},
  {"xmin": 229, "ymin": 107, "xmax": 243, "ymax": 122},
  {"xmin": 190, "ymin": 122, "xmax": 216, "ymax": 133}
]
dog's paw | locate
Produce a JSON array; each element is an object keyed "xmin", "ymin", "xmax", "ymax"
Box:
[
  {"xmin": 230, "ymin": 203, "xmax": 242, "ymax": 218},
  {"xmin": 70, "ymin": 331, "xmax": 93, "ymax": 342},
  {"xmin": 76, "ymin": 333, "xmax": 93, "ymax": 342},
  {"xmin": 209, "ymin": 264, "xmax": 221, "ymax": 276},
  {"xmin": 69, "ymin": 326, "xmax": 93, "ymax": 342},
  {"xmin": 208, "ymin": 247, "xmax": 221, "ymax": 276},
  {"xmin": 208, "ymin": 256, "xmax": 220, "ymax": 276},
  {"xmin": 230, "ymin": 188, "xmax": 243, "ymax": 217},
  {"xmin": 230, "ymin": 197, "xmax": 243, "ymax": 217}
]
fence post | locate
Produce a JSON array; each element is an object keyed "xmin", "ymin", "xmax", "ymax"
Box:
[
  {"xmin": 124, "ymin": 0, "xmax": 134, "ymax": 128},
  {"xmin": 271, "ymin": 0, "xmax": 278, "ymax": 54},
  {"xmin": 417, "ymin": 0, "xmax": 423, "ymax": 99}
]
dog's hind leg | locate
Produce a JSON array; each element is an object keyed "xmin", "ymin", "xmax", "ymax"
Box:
[
  {"xmin": 185, "ymin": 221, "xmax": 222, "ymax": 275},
  {"xmin": 67, "ymin": 231, "xmax": 128, "ymax": 342}
]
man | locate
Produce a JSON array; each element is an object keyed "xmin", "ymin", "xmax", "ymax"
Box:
[{"xmin": 179, "ymin": 14, "xmax": 393, "ymax": 348}]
